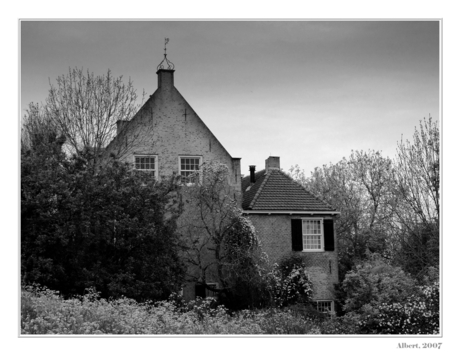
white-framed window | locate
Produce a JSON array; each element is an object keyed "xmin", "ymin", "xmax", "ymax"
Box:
[
  {"xmin": 313, "ymin": 300, "xmax": 334, "ymax": 316},
  {"xmin": 302, "ymin": 218, "xmax": 324, "ymax": 251},
  {"xmin": 178, "ymin": 156, "xmax": 202, "ymax": 184},
  {"xmin": 133, "ymin": 155, "xmax": 159, "ymax": 179}
]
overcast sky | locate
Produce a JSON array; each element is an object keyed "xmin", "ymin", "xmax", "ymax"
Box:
[{"xmin": 21, "ymin": 20, "xmax": 439, "ymax": 175}]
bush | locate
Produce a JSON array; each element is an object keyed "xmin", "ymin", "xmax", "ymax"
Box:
[
  {"xmin": 219, "ymin": 215, "xmax": 271, "ymax": 310},
  {"xmin": 341, "ymin": 254, "xmax": 415, "ymax": 315},
  {"xmin": 267, "ymin": 254, "xmax": 313, "ymax": 308},
  {"xmin": 318, "ymin": 315, "xmax": 361, "ymax": 335},
  {"xmin": 21, "ymin": 151, "xmax": 185, "ymax": 302},
  {"xmin": 21, "ymin": 285, "xmax": 322, "ymax": 335},
  {"xmin": 340, "ymin": 255, "xmax": 439, "ymax": 334},
  {"xmin": 370, "ymin": 282, "xmax": 439, "ymax": 334}
]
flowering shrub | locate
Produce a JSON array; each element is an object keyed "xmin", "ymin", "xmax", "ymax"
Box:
[
  {"xmin": 257, "ymin": 308, "xmax": 320, "ymax": 334},
  {"xmin": 318, "ymin": 314, "xmax": 361, "ymax": 335},
  {"xmin": 21, "ymin": 285, "xmax": 321, "ymax": 335},
  {"xmin": 339, "ymin": 255, "xmax": 440, "ymax": 334},
  {"xmin": 27, "ymin": 282, "xmax": 435, "ymax": 335},
  {"xmin": 369, "ymin": 282, "xmax": 439, "ymax": 334},
  {"xmin": 341, "ymin": 255, "xmax": 415, "ymax": 315},
  {"xmin": 267, "ymin": 255, "xmax": 313, "ymax": 308}
]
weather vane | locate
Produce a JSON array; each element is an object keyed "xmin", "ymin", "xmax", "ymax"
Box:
[
  {"xmin": 157, "ymin": 38, "xmax": 175, "ymax": 70},
  {"xmin": 164, "ymin": 38, "xmax": 169, "ymax": 55}
]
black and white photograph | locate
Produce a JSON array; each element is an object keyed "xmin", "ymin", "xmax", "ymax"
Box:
[
  {"xmin": 9, "ymin": 9, "xmax": 455, "ymax": 352},
  {"xmin": 19, "ymin": 19, "xmax": 440, "ymax": 337}
]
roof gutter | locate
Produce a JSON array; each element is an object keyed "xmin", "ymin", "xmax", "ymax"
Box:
[{"xmin": 242, "ymin": 210, "xmax": 341, "ymax": 215}]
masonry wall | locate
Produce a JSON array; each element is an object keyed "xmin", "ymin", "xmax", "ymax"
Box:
[
  {"xmin": 248, "ymin": 214, "xmax": 339, "ymax": 301},
  {"xmin": 105, "ymin": 70, "xmax": 241, "ymax": 191},
  {"xmin": 104, "ymin": 71, "xmax": 241, "ymax": 301},
  {"xmin": 178, "ymin": 187, "xmax": 223, "ymax": 301}
]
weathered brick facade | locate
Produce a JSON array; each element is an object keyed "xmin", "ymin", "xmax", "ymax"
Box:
[
  {"xmin": 105, "ymin": 64, "xmax": 340, "ymax": 305},
  {"xmin": 105, "ymin": 69, "xmax": 241, "ymax": 189},
  {"xmin": 247, "ymin": 214, "xmax": 339, "ymax": 300},
  {"xmin": 104, "ymin": 68, "xmax": 241, "ymax": 301}
]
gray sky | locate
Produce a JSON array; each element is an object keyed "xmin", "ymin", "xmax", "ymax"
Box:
[{"xmin": 21, "ymin": 20, "xmax": 439, "ymax": 175}]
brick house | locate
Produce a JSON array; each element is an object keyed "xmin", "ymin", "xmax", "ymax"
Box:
[
  {"xmin": 104, "ymin": 67, "xmax": 241, "ymax": 190},
  {"xmin": 242, "ymin": 157, "xmax": 340, "ymax": 313},
  {"xmin": 104, "ymin": 56, "xmax": 340, "ymax": 312}
]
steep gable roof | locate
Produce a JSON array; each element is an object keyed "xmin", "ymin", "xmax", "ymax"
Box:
[
  {"xmin": 242, "ymin": 169, "xmax": 336, "ymax": 212},
  {"xmin": 104, "ymin": 69, "xmax": 237, "ymax": 163}
]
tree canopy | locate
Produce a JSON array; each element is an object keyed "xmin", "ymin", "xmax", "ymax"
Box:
[
  {"xmin": 178, "ymin": 162, "xmax": 269, "ymax": 309},
  {"xmin": 22, "ymin": 67, "xmax": 145, "ymax": 164},
  {"xmin": 289, "ymin": 117, "xmax": 440, "ymax": 283},
  {"xmin": 21, "ymin": 146, "xmax": 185, "ymax": 301}
]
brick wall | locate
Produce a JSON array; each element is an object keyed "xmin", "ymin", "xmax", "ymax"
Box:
[
  {"xmin": 104, "ymin": 70, "xmax": 241, "ymax": 301},
  {"xmin": 103, "ymin": 69, "xmax": 338, "ymax": 303},
  {"xmin": 104, "ymin": 70, "xmax": 241, "ymax": 190},
  {"xmin": 177, "ymin": 183, "xmax": 238, "ymax": 301},
  {"xmin": 248, "ymin": 214, "xmax": 339, "ymax": 300}
]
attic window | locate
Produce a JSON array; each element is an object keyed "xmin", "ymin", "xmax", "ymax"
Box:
[{"xmin": 179, "ymin": 156, "xmax": 201, "ymax": 184}]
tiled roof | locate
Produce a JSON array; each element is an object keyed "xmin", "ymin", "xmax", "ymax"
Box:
[{"xmin": 242, "ymin": 169, "xmax": 336, "ymax": 212}]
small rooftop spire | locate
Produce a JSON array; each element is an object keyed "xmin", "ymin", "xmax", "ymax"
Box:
[{"xmin": 157, "ymin": 38, "xmax": 175, "ymax": 70}]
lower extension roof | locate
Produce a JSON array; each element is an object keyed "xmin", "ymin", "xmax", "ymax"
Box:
[{"xmin": 241, "ymin": 169, "xmax": 337, "ymax": 213}]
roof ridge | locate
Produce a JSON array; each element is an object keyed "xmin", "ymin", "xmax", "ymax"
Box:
[
  {"xmin": 248, "ymin": 169, "xmax": 270, "ymax": 209},
  {"xmin": 277, "ymin": 169, "xmax": 336, "ymax": 211}
]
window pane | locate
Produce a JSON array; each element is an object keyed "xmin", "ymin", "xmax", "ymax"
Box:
[
  {"xmin": 317, "ymin": 301, "xmax": 332, "ymax": 313},
  {"xmin": 302, "ymin": 220, "xmax": 322, "ymax": 250},
  {"xmin": 134, "ymin": 156, "xmax": 156, "ymax": 171},
  {"xmin": 179, "ymin": 157, "xmax": 200, "ymax": 184}
]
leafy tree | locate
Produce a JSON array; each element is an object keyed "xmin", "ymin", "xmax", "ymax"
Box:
[
  {"xmin": 21, "ymin": 149, "xmax": 185, "ymax": 302},
  {"xmin": 21, "ymin": 102, "xmax": 64, "ymax": 153},
  {"xmin": 179, "ymin": 162, "xmax": 269, "ymax": 309},
  {"xmin": 289, "ymin": 118, "xmax": 440, "ymax": 284},
  {"xmin": 337, "ymin": 253, "xmax": 440, "ymax": 334},
  {"xmin": 392, "ymin": 117, "xmax": 440, "ymax": 280},
  {"xmin": 392, "ymin": 223, "xmax": 439, "ymax": 282},
  {"xmin": 339, "ymin": 254, "xmax": 439, "ymax": 334},
  {"xmin": 290, "ymin": 150, "xmax": 395, "ymax": 279},
  {"xmin": 341, "ymin": 254, "xmax": 416, "ymax": 316}
]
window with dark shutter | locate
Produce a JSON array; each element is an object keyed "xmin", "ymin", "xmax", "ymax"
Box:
[
  {"xmin": 291, "ymin": 219, "xmax": 303, "ymax": 251},
  {"xmin": 324, "ymin": 219, "xmax": 335, "ymax": 251}
]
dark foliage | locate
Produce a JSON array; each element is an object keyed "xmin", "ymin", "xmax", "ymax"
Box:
[
  {"xmin": 219, "ymin": 216, "xmax": 271, "ymax": 311},
  {"xmin": 277, "ymin": 253, "xmax": 305, "ymax": 278},
  {"xmin": 393, "ymin": 222, "xmax": 439, "ymax": 282},
  {"xmin": 21, "ymin": 143, "xmax": 185, "ymax": 302}
]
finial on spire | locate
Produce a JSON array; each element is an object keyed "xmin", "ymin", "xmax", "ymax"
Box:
[{"xmin": 157, "ymin": 38, "xmax": 175, "ymax": 70}]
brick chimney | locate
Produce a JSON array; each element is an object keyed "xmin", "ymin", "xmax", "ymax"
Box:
[
  {"xmin": 249, "ymin": 165, "xmax": 256, "ymax": 184},
  {"xmin": 265, "ymin": 156, "xmax": 280, "ymax": 171},
  {"xmin": 156, "ymin": 69, "xmax": 175, "ymax": 90}
]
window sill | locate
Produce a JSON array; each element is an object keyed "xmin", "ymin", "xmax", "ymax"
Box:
[
  {"xmin": 302, "ymin": 249, "xmax": 325, "ymax": 253},
  {"xmin": 179, "ymin": 182, "xmax": 198, "ymax": 187}
]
